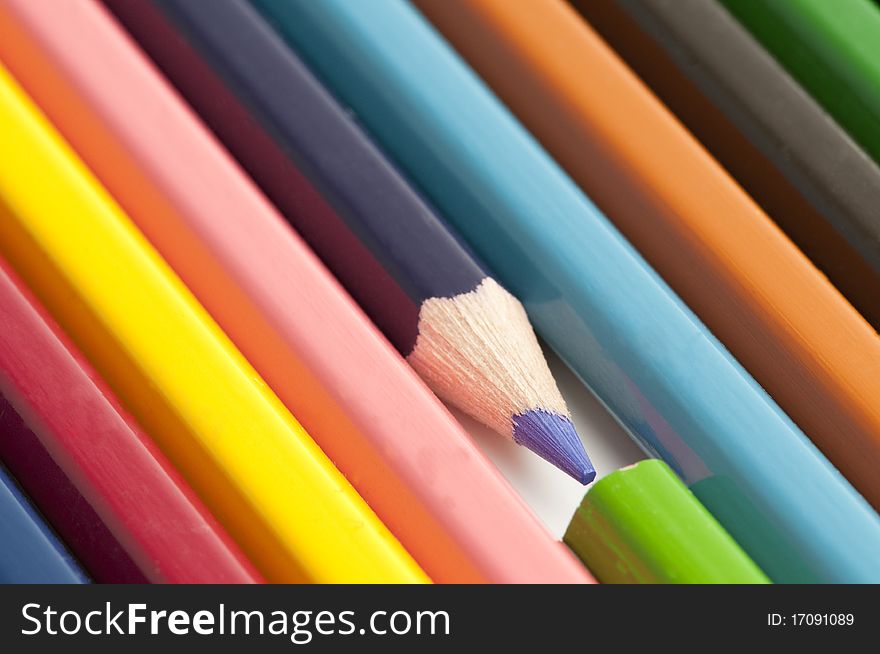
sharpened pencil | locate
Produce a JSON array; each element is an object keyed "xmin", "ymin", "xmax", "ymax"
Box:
[
  {"xmin": 0, "ymin": 464, "xmax": 87, "ymax": 584},
  {"xmin": 0, "ymin": 62, "xmax": 426, "ymax": 584},
  {"xmin": 1, "ymin": 0, "xmax": 591, "ymax": 583},
  {"xmin": 0, "ymin": 257, "xmax": 261, "ymax": 583},
  {"xmin": 420, "ymin": 0, "xmax": 880, "ymax": 516},
  {"xmin": 721, "ymin": 0, "xmax": 880, "ymax": 168},
  {"xmin": 576, "ymin": 0, "xmax": 880, "ymax": 333},
  {"xmin": 564, "ymin": 460, "xmax": 770, "ymax": 584},
  {"xmin": 101, "ymin": 0, "xmax": 591, "ymax": 483},
  {"xmin": 258, "ymin": 0, "xmax": 880, "ymax": 582}
]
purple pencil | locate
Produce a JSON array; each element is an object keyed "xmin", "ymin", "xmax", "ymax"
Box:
[{"xmin": 106, "ymin": 0, "xmax": 594, "ymax": 483}]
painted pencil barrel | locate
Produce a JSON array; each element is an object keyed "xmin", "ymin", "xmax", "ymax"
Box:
[
  {"xmin": 112, "ymin": 0, "xmax": 591, "ymax": 484},
  {"xmin": 0, "ymin": 465, "xmax": 88, "ymax": 584},
  {"xmin": 565, "ymin": 460, "xmax": 770, "ymax": 584},
  {"xmin": 576, "ymin": 0, "xmax": 880, "ymax": 334},
  {"xmin": 4, "ymin": 0, "xmax": 592, "ymax": 583},
  {"xmin": 253, "ymin": 0, "xmax": 880, "ymax": 582},
  {"xmin": 0, "ymin": 257, "xmax": 261, "ymax": 583},
  {"xmin": 721, "ymin": 0, "xmax": 880, "ymax": 168},
  {"xmin": 421, "ymin": 0, "xmax": 880, "ymax": 536},
  {"xmin": 0, "ymin": 63, "xmax": 426, "ymax": 584}
]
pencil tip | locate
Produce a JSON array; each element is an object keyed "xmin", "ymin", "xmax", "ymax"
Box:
[{"xmin": 513, "ymin": 410, "xmax": 595, "ymax": 484}]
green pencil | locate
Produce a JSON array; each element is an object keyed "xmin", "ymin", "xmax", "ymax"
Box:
[
  {"xmin": 721, "ymin": 0, "xmax": 880, "ymax": 166},
  {"xmin": 564, "ymin": 460, "xmax": 770, "ymax": 584}
]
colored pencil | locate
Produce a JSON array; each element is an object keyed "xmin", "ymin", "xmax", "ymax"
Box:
[
  {"xmin": 0, "ymin": 0, "xmax": 591, "ymax": 583},
  {"xmin": 576, "ymin": 0, "xmax": 880, "ymax": 333},
  {"xmin": 104, "ymin": 0, "xmax": 591, "ymax": 484},
  {"xmin": 565, "ymin": 460, "xmax": 770, "ymax": 584},
  {"xmin": 417, "ymin": 0, "xmax": 880, "ymax": 515},
  {"xmin": 0, "ymin": 464, "xmax": 87, "ymax": 584},
  {"xmin": 0, "ymin": 257, "xmax": 261, "ymax": 583},
  {"xmin": 0, "ymin": 63, "xmax": 426, "ymax": 584},
  {"xmin": 720, "ymin": 0, "xmax": 880, "ymax": 167},
  {"xmin": 255, "ymin": 0, "xmax": 880, "ymax": 582}
]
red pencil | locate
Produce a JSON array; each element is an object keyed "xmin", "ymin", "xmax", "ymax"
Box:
[
  {"xmin": 0, "ymin": 0, "xmax": 590, "ymax": 582},
  {"xmin": 0, "ymin": 257, "xmax": 261, "ymax": 583}
]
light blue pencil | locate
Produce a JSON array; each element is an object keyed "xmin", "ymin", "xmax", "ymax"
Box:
[
  {"xmin": 0, "ymin": 464, "xmax": 87, "ymax": 583},
  {"xmin": 250, "ymin": 0, "xmax": 880, "ymax": 582}
]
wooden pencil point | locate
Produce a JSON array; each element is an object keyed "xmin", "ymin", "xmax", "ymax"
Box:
[
  {"xmin": 10, "ymin": 0, "xmax": 592, "ymax": 582},
  {"xmin": 408, "ymin": 277, "xmax": 592, "ymax": 481},
  {"xmin": 268, "ymin": 0, "xmax": 880, "ymax": 581},
  {"xmin": 117, "ymin": 0, "xmax": 591, "ymax": 479}
]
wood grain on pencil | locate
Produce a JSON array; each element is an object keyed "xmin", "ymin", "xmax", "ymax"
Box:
[
  {"xmin": 417, "ymin": 0, "xmax": 880, "ymax": 512},
  {"xmin": 0, "ymin": 257, "xmax": 261, "ymax": 583},
  {"xmin": 264, "ymin": 0, "xmax": 880, "ymax": 583},
  {"xmin": 0, "ymin": 0, "xmax": 592, "ymax": 583},
  {"xmin": 113, "ymin": 0, "xmax": 592, "ymax": 484},
  {"xmin": 0, "ymin": 62, "xmax": 426, "ymax": 584}
]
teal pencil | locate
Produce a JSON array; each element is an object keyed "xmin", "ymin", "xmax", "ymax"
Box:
[{"xmin": 247, "ymin": 0, "xmax": 880, "ymax": 582}]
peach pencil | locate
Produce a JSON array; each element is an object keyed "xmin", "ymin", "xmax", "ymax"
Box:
[
  {"xmin": 0, "ymin": 61, "xmax": 425, "ymax": 584},
  {"xmin": 0, "ymin": 0, "xmax": 592, "ymax": 583},
  {"xmin": 107, "ymin": 0, "xmax": 593, "ymax": 483}
]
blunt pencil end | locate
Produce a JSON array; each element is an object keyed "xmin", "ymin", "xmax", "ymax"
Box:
[{"xmin": 513, "ymin": 410, "xmax": 595, "ymax": 484}]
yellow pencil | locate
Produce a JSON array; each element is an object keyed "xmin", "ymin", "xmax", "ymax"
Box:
[{"xmin": 0, "ymin": 63, "xmax": 427, "ymax": 584}]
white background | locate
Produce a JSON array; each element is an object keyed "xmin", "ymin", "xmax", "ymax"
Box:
[{"xmin": 452, "ymin": 342, "xmax": 645, "ymax": 539}]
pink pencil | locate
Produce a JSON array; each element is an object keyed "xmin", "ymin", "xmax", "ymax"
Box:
[
  {"xmin": 0, "ymin": 258, "xmax": 261, "ymax": 583},
  {"xmin": 0, "ymin": 0, "xmax": 592, "ymax": 583}
]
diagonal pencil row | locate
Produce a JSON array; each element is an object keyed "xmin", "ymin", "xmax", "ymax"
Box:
[
  {"xmin": 0, "ymin": 0, "xmax": 589, "ymax": 584},
  {"xmin": 2, "ymin": 0, "xmax": 880, "ymax": 584},
  {"xmin": 250, "ymin": 0, "xmax": 880, "ymax": 582},
  {"xmin": 720, "ymin": 0, "xmax": 880, "ymax": 169},
  {"xmin": 0, "ymin": 258, "xmax": 260, "ymax": 583},
  {"xmin": 121, "ymin": 0, "xmax": 593, "ymax": 485},
  {"xmin": 0, "ymin": 62, "xmax": 426, "ymax": 583},
  {"xmin": 579, "ymin": 0, "xmax": 880, "ymax": 335}
]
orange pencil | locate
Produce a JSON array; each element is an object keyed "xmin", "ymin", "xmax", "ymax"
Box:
[{"xmin": 417, "ymin": 0, "xmax": 880, "ymax": 510}]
